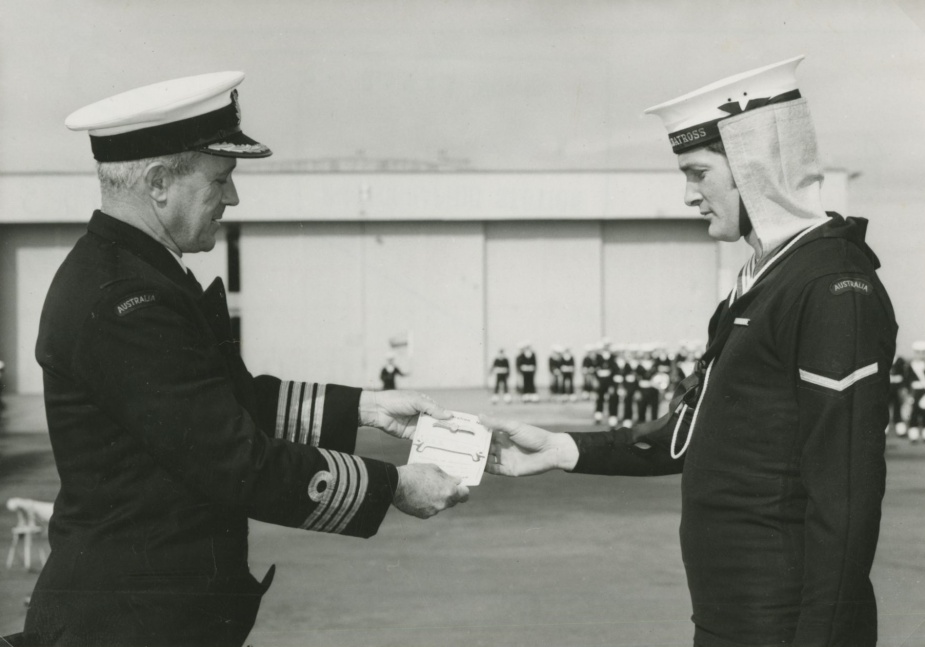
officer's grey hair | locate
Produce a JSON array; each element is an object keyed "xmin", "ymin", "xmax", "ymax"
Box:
[{"xmin": 96, "ymin": 152, "xmax": 200, "ymax": 192}]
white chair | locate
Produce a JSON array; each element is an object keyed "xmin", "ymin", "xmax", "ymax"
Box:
[{"xmin": 6, "ymin": 497, "xmax": 53, "ymax": 570}]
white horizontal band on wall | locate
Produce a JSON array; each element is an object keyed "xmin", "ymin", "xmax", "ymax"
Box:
[{"xmin": 0, "ymin": 168, "xmax": 847, "ymax": 224}]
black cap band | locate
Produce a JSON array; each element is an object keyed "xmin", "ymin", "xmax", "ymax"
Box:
[
  {"xmin": 667, "ymin": 89, "xmax": 802, "ymax": 154},
  {"xmin": 90, "ymin": 93, "xmax": 242, "ymax": 162}
]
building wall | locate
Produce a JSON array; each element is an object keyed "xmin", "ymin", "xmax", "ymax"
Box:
[
  {"xmin": 239, "ymin": 221, "xmax": 485, "ymax": 389},
  {"xmin": 3, "ymin": 218, "xmax": 727, "ymax": 394},
  {"xmin": 1, "ymin": 169, "xmax": 877, "ymax": 395},
  {"xmin": 0, "ymin": 224, "xmax": 85, "ymax": 393},
  {"xmin": 485, "ymin": 221, "xmax": 603, "ymax": 386},
  {"xmin": 602, "ymin": 220, "xmax": 719, "ymax": 348}
]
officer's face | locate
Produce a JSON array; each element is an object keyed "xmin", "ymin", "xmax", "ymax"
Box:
[
  {"xmin": 678, "ymin": 147, "xmax": 741, "ymax": 242},
  {"xmin": 165, "ymin": 154, "xmax": 239, "ymax": 253}
]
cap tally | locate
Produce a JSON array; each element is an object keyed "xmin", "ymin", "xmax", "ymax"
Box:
[
  {"xmin": 65, "ymin": 71, "xmax": 272, "ymax": 162},
  {"xmin": 644, "ymin": 56, "xmax": 805, "ymax": 154}
]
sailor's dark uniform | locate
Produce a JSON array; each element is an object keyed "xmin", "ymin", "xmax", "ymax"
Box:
[
  {"xmin": 492, "ymin": 356, "xmax": 510, "ymax": 394},
  {"xmin": 568, "ymin": 216, "xmax": 896, "ymax": 647},
  {"xmin": 593, "ymin": 352, "xmax": 617, "ymax": 420},
  {"xmin": 380, "ymin": 364, "xmax": 404, "ymax": 390},
  {"xmin": 559, "ymin": 352, "xmax": 575, "ymax": 397},
  {"xmin": 516, "ymin": 351, "xmax": 538, "ymax": 398}
]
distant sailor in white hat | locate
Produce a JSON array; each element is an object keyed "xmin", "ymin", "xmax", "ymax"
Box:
[
  {"xmin": 483, "ymin": 56, "xmax": 897, "ymax": 647},
  {"xmin": 20, "ymin": 72, "xmax": 468, "ymax": 647}
]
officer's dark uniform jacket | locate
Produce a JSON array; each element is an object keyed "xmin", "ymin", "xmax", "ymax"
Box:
[
  {"xmin": 26, "ymin": 212, "xmax": 398, "ymax": 646},
  {"xmin": 567, "ymin": 99, "xmax": 897, "ymax": 647}
]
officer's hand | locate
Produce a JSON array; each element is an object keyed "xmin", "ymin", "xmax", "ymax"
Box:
[
  {"xmin": 359, "ymin": 390, "xmax": 452, "ymax": 440},
  {"xmin": 392, "ymin": 464, "xmax": 469, "ymax": 519},
  {"xmin": 481, "ymin": 415, "xmax": 579, "ymax": 477}
]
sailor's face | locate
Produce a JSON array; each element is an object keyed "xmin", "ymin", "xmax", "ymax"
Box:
[{"xmin": 679, "ymin": 147, "xmax": 742, "ymax": 242}]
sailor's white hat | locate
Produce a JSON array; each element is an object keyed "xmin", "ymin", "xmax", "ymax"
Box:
[
  {"xmin": 66, "ymin": 71, "xmax": 271, "ymax": 162},
  {"xmin": 645, "ymin": 56, "xmax": 805, "ymax": 154},
  {"xmin": 912, "ymin": 341, "xmax": 925, "ymax": 352}
]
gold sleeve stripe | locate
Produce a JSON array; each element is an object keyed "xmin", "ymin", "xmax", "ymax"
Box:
[
  {"xmin": 317, "ymin": 451, "xmax": 353, "ymax": 532},
  {"xmin": 300, "ymin": 449, "xmax": 366, "ymax": 534},
  {"xmin": 324, "ymin": 453, "xmax": 362, "ymax": 534},
  {"xmin": 300, "ymin": 449, "xmax": 337, "ymax": 530},
  {"xmin": 799, "ymin": 362, "xmax": 878, "ymax": 392},
  {"xmin": 333, "ymin": 455, "xmax": 368, "ymax": 535},
  {"xmin": 274, "ymin": 380, "xmax": 293, "ymax": 440},
  {"xmin": 275, "ymin": 381, "xmax": 325, "ymax": 446},
  {"xmin": 286, "ymin": 382, "xmax": 304, "ymax": 443},
  {"xmin": 310, "ymin": 384, "xmax": 326, "ymax": 448},
  {"xmin": 297, "ymin": 383, "xmax": 316, "ymax": 446}
]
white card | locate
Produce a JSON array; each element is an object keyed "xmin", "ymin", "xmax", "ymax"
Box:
[{"xmin": 408, "ymin": 410, "xmax": 491, "ymax": 486}]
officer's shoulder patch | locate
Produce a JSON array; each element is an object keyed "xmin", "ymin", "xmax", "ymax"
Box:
[
  {"xmin": 829, "ymin": 277, "xmax": 871, "ymax": 296},
  {"xmin": 114, "ymin": 292, "xmax": 157, "ymax": 317}
]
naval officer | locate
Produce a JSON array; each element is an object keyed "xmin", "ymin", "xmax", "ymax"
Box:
[{"xmin": 20, "ymin": 72, "xmax": 468, "ymax": 647}]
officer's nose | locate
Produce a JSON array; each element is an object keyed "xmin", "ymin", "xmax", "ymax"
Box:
[{"xmin": 223, "ymin": 177, "xmax": 240, "ymax": 206}]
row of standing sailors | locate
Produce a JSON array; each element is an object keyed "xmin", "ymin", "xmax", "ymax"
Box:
[
  {"xmin": 489, "ymin": 343, "xmax": 704, "ymax": 428},
  {"xmin": 585, "ymin": 344, "xmax": 699, "ymax": 429}
]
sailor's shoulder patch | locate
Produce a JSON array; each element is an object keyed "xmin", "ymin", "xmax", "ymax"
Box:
[
  {"xmin": 829, "ymin": 277, "xmax": 871, "ymax": 297},
  {"xmin": 114, "ymin": 291, "xmax": 157, "ymax": 317}
]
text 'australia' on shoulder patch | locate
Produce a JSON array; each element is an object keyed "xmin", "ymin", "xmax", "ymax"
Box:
[
  {"xmin": 115, "ymin": 292, "xmax": 157, "ymax": 317},
  {"xmin": 829, "ymin": 277, "xmax": 871, "ymax": 297}
]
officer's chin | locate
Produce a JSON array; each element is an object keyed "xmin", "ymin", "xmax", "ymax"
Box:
[{"xmin": 187, "ymin": 236, "xmax": 217, "ymax": 254}]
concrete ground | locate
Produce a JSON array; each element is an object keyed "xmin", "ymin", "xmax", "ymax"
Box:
[{"xmin": 1, "ymin": 390, "xmax": 924, "ymax": 646}]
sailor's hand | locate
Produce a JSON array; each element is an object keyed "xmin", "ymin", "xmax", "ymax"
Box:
[{"xmin": 481, "ymin": 415, "xmax": 579, "ymax": 476}]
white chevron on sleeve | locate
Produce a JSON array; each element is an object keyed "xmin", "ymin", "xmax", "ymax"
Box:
[{"xmin": 799, "ymin": 362, "xmax": 878, "ymax": 392}]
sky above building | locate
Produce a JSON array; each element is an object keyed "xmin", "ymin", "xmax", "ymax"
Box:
[{"xmin": 1, "ymin": 0, "xmax": 924, "ymax": 222}]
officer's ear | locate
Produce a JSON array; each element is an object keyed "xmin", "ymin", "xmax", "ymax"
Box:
[{"xmin": 143, "ymin": 162, "xmax": 172, "ymax": 206}]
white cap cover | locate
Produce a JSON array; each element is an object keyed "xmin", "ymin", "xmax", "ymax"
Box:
[
  {"xmin": 644, "ymin": 56, "xmax": 804, "ymax": 154},
  {"xmin": 66, "ymin": 71, "xmax": 271, "ymax": 161}
]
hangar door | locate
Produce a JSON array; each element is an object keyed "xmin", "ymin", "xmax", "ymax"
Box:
[
  {"xmin": 602, "ymin": 220, "xmax": 718, "ymax": 348},
  {"xmin": 3, "ymin": 225, "xmax": 84, "ymax": 394},
  {"xmin": 485, "ymin": 221, "xmax": 603, "ymax": 388},
  {"xmin": 240, "ymin": 221, "xmax": 484, "ymax": 389}
]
